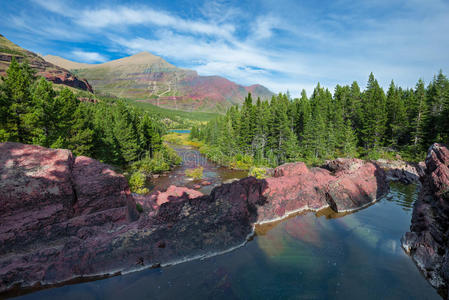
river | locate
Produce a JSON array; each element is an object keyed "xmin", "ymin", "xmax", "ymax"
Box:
[
  {"xmin": 13, "ymin": 147, "xmax": 440, "ymax": 300},
  {"xmin": 148, "ymin": 144, "xmax": 248, "ymax": 195}
]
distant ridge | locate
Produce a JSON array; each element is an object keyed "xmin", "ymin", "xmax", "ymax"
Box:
[
  {"xmin": 43, "ymin": 54, "xmax": 93, "ymax": 70},
  {"xmin": 44, "ymin": 52, "xmax": 273, "ymax": 112}
]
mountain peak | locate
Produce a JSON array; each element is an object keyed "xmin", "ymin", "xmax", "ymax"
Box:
[
  {"xmin": 106, "ymin": 51, "xmax": 170, "ymax": 67},
  {"xmin": 131, "ymin": 51, "xmax": 159, "ymax": 58}
]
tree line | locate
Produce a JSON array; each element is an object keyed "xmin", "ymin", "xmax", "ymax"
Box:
[
  {"xmin": 191, "ymin": 71, "xmax": 449, "ymax": 166},
  {"xmin": 0, "ymin": 58, "xmax": 179, "ymax": 170}
]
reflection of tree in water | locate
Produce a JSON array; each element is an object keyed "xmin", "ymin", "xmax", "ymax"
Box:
[{"xmin": 385, "ymin": 182, "xmax": 418, "ymax": 212}]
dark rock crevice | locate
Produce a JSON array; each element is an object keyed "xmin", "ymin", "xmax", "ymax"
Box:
[{"xmin": 402, "ymin": 143, "xmax": 449, "ymax": 299}]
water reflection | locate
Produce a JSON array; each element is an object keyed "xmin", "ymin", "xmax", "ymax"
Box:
[
  {"xmin": 385, "ymin": 182, "xmax": 417, "ymax": 211},
  {"xmin": 12, "ymin": 184, "xmax": 440, "ymax": 300}
]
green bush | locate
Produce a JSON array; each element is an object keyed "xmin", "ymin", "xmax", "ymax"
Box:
[
  {"xmin": 129, "ymin": 171, "xmax": 149, "ymax": 194},
  {"xmin": 185, "ymin": 167, "xmax": 204, "ymax": 180},
  {"xmin": 130, "ymin": 145, "xmax": 182, "ymax": 175},
  {"xmin": 248, "ymin": 166, "xmax": 269, "ymax": 179},
  {"xmin": 162, "ymin": 145, "xmax": 182, "ymax": 165}
]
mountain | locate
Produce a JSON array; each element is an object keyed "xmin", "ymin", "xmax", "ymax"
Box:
[
  {"xmin": 0, "ymin": 34, "xmax": 92, "ymax": 92},
  {"xmin": 44, "ymin": 52, "xmax": 273, "ymax": 112}
]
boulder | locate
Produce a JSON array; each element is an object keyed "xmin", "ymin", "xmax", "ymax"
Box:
[
  {"xmin": 402, "ymin": 143, "xmax": 449, "ymax": 299},
  {"xmin": 0, "ymin": 142, "xmax": 138, "ymax": 293},
  {"xmin": 273, "ymin": 162, "xmax": 309, "ymax": 177},
  {"xmin": 325, "ymin": 159, "xmax": 388, "ymax": 212},
  {"xmin": 375, "ymin": 159, "xmax": 426, "ymax": 184},
  {"xmin": 257, "ymin": 159, "xmax": 388, "ymax": 221}
]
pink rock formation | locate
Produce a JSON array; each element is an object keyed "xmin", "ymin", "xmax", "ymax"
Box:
[
  {"xmin": 0, "ymin": 142, "xmax": 389, "ymax": 296},
  {"xmin": 402, "ymin": 143, "xmax": 449, "ymax": 299},
  {"xmin": 256, "ymin": 158, "xmax": 388, "ymax": 222},
  {"xmin": 150, "ymin": 185, "xmax": 203, "ymax": 206}
]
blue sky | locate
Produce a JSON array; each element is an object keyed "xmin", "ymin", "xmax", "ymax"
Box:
[{"xmin": 1, "ymin": 0, "xmax": 449, "ymax": 96}]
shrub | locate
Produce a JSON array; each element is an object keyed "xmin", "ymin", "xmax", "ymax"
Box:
[
  {"xmin": 131, "ymin": 144, "xmax": 182, "ymax": 175},
  {"xmin": 229, "ymin": 154, "xmax": 254, "ymax": 170},
  {"xmin": 162, "ymin": 145, "xmax": 182, "ymax": 166},
  {"xmin": 248, "ymin": 166, "xmax": 269, "ymax": 179},
  {"xmin": 163, "ymin": 133, "xmax": 184, "ymax": 144},
  {"xmin": 129, "ymin": 171, "xmax": 149, "ymax": 194},
  {"xmin": 185, "ymin": 166, "xmax": 203, "ymax": 180},
  {"xmin": 136, "ymin": 203, "xmax": 144, "ymax": 213}
]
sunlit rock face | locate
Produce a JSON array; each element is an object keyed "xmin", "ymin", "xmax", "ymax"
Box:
[
  {"xmin": 402, "ymin": 143, "xmax": 449, "ymax": 299},
  {"xmin": 0, "ymin": 143, "xmax": 389, "ymax": 295}
]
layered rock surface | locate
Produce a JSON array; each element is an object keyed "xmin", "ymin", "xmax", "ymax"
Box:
[
  {"xmin": 402, "ymin": 143, "xmax": 449, "ymax": 299},
  {"xmin": 0, "ymin": 142, "xmax": 388, "ymax": 295}
]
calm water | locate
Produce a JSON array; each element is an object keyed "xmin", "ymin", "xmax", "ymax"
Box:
[
  {"xmin": 13, "ymin": 182, "xmax": 440, "ymax": 300},
  {"xmin": 169, "ymin": 129, "xmax": 191, "ymax": 134}
]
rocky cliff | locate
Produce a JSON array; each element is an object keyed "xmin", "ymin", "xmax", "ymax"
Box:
[
  {"xmin": 0, "ymin": 34, "xmax": 93, "ymax": 92},
  {"xmin": 402, "ymin": 143, "xmax": 449, "ymax": 299},
  {"xmin": 0, "ymin": 142, "xmax": 388, "ymax": 296}
]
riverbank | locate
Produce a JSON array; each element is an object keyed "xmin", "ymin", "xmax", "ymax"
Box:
[{"xmin": 162, "ymin": 132, "xmax": 425, "ymax": 183}]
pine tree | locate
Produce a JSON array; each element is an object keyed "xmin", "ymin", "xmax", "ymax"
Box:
[
  {"xmin": 238, "ymin": 93, "xmax": 255, "ymax": 153},
  {"xmin": 1, "ymin": 58, "xmax": 36, "ymax": 142},
  {"xmin": 348, "ymin": 81, "xmax": 363, "ymax": 143},
  {"xmin": 410, "ymin": 80, "xmax": 428, "ymax": 147},
  {"xmin": 342, "ymin": 119, "xmax": 358, "ymax": 157},
  {"xmin": 113, "ymin": 104, "xmax": 139, "ymax": 164},
  {"xmin": 32, "ymin": 78, "xmax": 57, "ymax": 147},
  {"xmin": 294, "ymin": 89, "xmax": 310, "ymax": 143},
  {"xmin": 385, "ymin": 80, "xmax": 408, "ymax": 147},
  {"xmin": 68, "ymin": 104, "xmax": 95, "ymax": 156},
  {"xmin": 361, "ymin": 73, "xmax": 387, "ymax": 149},
  {"xmin": 424, "ymin": 71, "xmax": 449, "ymax": 144},
  {"xmin": 52, "ymin": 88, "xmax": 79, "ymax": 148}
]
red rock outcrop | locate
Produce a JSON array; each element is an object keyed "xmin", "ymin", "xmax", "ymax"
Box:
[
  {"xmin": 0, "ymin": 34, "xmax": 93, "ymax": 93},
  {"xmin": 0, "ymin": 142, "xmax": 138, "ymax": 294},
  {"xmin": 402, "ymin": 143, "xmax": 449, "ymax": 299},
  {"xmin": 257, "ymin": 158, "xmax": 388, "ymax": 222},
  {"xmin": 0, "ymin": 142, "xmax": 389, "ymax": 296}
]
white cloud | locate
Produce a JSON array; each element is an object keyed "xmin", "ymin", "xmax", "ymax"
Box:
[
  {"xmin": 71, "ymin": 50, "xmax": 108, "ymax": 63},
  {"xmin": 75, "ymin": 6, "xmax": 235, "ymax": 39},
  {"xmin": 9, "ymin": 0, "xmax": 449, "ymax": 97}
]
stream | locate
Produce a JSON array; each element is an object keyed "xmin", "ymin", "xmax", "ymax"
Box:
[{"xmin": 148, "ymin": 144, "xmax": 248, "ymax": 195}]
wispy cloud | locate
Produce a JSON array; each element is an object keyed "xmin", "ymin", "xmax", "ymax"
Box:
[
  {"xmin": 2, "ymin": 0, "xmax": 448, "ymax": 96},
  {"xmin": 71, "ymin": 50, "xmax": 108, "ymax": 63},
  {"xmin": 77, "ymin": 6, "xmax": 235, "ymax": 38}
]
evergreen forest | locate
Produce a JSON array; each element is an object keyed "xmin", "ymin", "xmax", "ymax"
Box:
[{"xmin": 191, "ymin": 72, "xmax": 449, "ymax": 167}]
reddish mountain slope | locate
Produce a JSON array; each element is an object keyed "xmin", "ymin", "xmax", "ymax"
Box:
[{"xmin": 45, "ymin": 52, "xmax": 273, "ymax": 112}]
